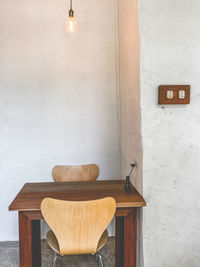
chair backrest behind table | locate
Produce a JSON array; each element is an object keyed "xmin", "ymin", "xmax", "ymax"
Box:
[{"xmin": 52, "ymin": 164, "xmax": 99, "ymax": 182}]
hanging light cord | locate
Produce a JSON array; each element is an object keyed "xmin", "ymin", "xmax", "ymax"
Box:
[{"xmin": 69, "ymin": 0, "xmax": 74, "ymax": 17}]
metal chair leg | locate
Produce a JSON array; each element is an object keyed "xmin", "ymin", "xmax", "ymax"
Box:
[
  {"xmin": 92, "ymin": 253, "xmax": 99, "ymax": 262},
  {"xmin": 96, "ymin": 252, "xmax": 104, "ymax": 267},
  {"xmin": 53, "ymin": 253, "xmax": 58, "ymax": 267}
]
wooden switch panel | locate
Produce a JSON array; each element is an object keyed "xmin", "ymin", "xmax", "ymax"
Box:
[{"xmin": 158, "ymin": 85, "xmax": 190, "ymax": 105}]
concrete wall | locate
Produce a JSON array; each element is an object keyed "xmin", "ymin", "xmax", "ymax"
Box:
[
  {"xmin": 139, "ymin": 1, "xmax": 200, "ymax": 266},
  {"xmin": 0, "ymin": 0, "xmax": 120, "ymax": 241}
]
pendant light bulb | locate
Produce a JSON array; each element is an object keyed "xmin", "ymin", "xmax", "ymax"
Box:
[{"xmin": 66, "ymin": 0, "xmax": 76, "ymax": 33}]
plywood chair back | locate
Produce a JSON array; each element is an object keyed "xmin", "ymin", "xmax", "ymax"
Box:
[
  {"xmin": 52, "ymin": 164, "xmax": 99, "ymax": 182},
  {"xmin": 41, "ymin": 197, "xmax": 116, "ymax": 255}
]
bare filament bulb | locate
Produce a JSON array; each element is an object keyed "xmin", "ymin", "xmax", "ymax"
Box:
[{"xmin": 66, "ymin": 8, "xmax": 76, "ymax": 33}]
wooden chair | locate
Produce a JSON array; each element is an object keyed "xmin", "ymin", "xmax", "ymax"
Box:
[
  {"xmin": 52, "ymin": 164, "xmax": 99, "ymax": 182},
  {"xmin": 41, "ymin": 197, "xmax": 116, "ymax": 267}
]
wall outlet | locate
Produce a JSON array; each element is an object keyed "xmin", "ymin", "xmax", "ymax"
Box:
[{"xmin": 158, "ymin": 85, "xmax": 190, "ymax": 105}]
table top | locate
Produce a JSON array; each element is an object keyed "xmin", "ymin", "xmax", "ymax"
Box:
[{"xmin": 9, "ymin": 180, "xmax": 146, "ymax": 211}]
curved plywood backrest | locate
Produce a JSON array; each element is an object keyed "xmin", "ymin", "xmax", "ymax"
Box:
[
  {"xmin": 41, "ymin": 197, "xmax": 116, "ymax": 255},
  {"xmin": 52, "ymin": 164, "xmax": 99, "ymax": 182}
]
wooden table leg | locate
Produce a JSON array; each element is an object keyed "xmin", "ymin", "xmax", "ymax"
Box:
[
  {"xmin": 115, "ymin": 216, "xmax": 124, "ymax": 267},
  {"xmin": 124, "ymin": 209, "xmax": 137, "ymax": 267},
  {"xmin": 19, "ymin": 212, "xmax": 41, "ymax": 267},
  {"xmin": 115, "ymin": 208, "xmax": 137, "ymax": 267}
]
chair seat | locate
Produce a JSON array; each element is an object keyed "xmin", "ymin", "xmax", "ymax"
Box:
[
  {"xmin": 46, "ymin": 230, "xmax": 60, "ymax": 254},
  {"xmin": 96, "ymin": 229, "xmax": 108, "ymax": 251},
  {"xmin": 46, "ymin": 229, "xmax": 108, "ymax": 255}
]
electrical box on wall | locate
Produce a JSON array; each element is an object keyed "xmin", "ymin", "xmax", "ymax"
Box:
[{"xmin": 158, "ymin": 85, "xmax": 190, "ymax": 105}]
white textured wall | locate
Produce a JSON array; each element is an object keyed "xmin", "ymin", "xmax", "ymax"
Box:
[
  {"xmin": 139, "ymin": 1, "xmax": 200, "ymax": 266},
  {"xmin": 0, "ymin": 0, "xmax": 120, "ymax": 241}
]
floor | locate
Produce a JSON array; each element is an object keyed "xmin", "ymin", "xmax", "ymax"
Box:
[{"xmin": 0, "ymin": 238, "xmax": 115, "ymax": 267}]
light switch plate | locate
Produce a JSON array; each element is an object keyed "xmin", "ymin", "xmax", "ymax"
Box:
[{"xmin": 158, "ymin": 85, "xmax": 190, "ymax": 105}]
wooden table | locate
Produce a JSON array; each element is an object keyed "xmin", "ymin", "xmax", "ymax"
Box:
[{"xmin": 9, "ymin": 180, "xmax": 146, "ymax": 267}]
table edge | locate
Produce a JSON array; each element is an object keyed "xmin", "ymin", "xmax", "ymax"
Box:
[{"xmin": 9, "ymin": 202, "xmax": 146, "ymax": 212}]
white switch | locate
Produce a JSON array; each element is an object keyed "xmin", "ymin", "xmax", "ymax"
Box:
[
  {"xmin": 179, "ymin": 90, "xmax": 185, "ymax": 99},
  {"xmin": 166, "ymin": 90, "xmax": 174, "ymax": 99}
]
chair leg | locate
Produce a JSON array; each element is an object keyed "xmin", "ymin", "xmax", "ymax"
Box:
[
  {"xmin": 96, "ymin": 252, "xmax": 104, "ymax": 267},
  {"xmin": 53, "ymin": 252, "xmax": 58, "ymax": 267}
]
